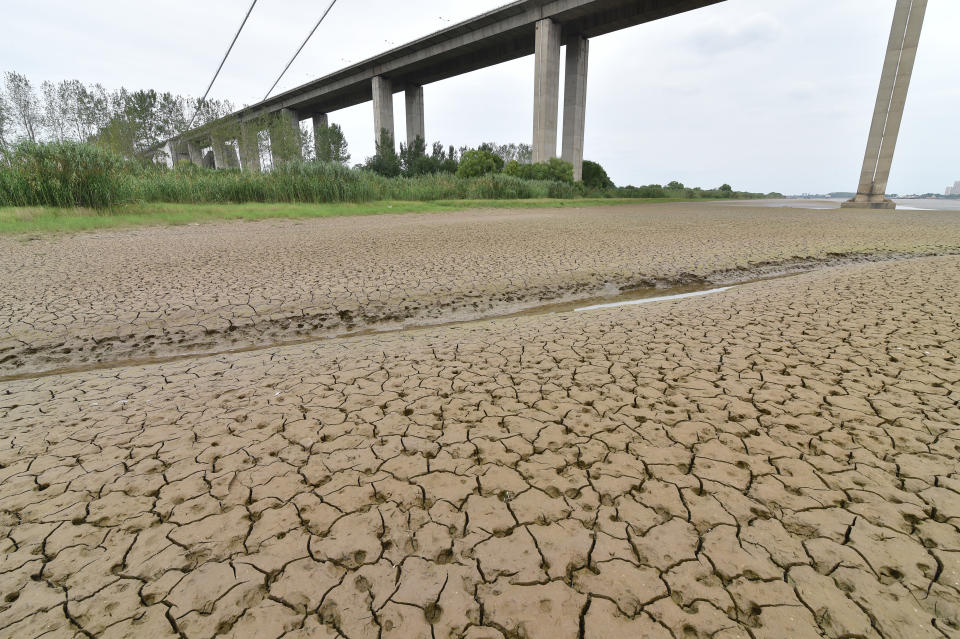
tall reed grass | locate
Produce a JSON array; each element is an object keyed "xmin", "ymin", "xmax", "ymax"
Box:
[
  {"xmin": 128, "ymin": 162, "xmax": 577, "ymax": 204},
  {"xmin": 0, "ymin": 142, "xmax": 577, "ymax": 209},
  {"xmin": 1, "ymin": 141, "xmax": 770, "ymax": 211},
  {"xmin": 0, "ymin": 141, "xmax": 130, "ymax": 208}
]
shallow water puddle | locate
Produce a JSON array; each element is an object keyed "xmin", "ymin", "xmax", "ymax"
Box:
[{"xmin": 574, "ymin": 286, "xmax": 732, "ymax": 312}]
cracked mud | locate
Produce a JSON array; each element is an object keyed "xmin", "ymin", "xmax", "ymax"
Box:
[
  {"xmin": 1, "ymin": 219, "xmax": 959, "ymax": 638},
  {"xmin": 4, "ymin": 203, "xmax": 960, "ymax": 377}
]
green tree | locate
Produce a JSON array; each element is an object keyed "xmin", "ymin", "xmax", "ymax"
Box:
[
  {"xmin": 74, "ymin": 82, "xmax": 110, "ymax": 141},
  {"xmin": 475, "ymin": 143, "xmax": 505, "ymax": 172},
  {"xmin": 400, "ymin": 135, "xmax": 441, "ymax": 176},
  {"xmin": 188, "ymin": 96, "xmax": 234, "ymax": 129},
  {"xmin": 93, "ymin": 89, "xmax": 198, "ymax": 161},
  {"xmin": 582, "ymin": 160, "xmax": 614, "ymax": 188},
  {"xmin": 314, "ymin": 122, "xmax": 350, "ymax": 164},
  {"xmin": 52, "ymin": 80, "xmax": 100, "ymax": 142},
  {"xmin": 456, "ymin": 148, "xmax": 502, "ymax": 178},
  {"xmin": 41, "ymin": 80, "xmax": 69, "ymax": 141},
  {"xmin": 4, "ymin": 72, "xmax": 41, "ymax": 142},
  {"xmin": 667, "ymin": 180, "xmax": 685, "ymax": 190},
  {"xmin": 431, "ymin": 143, "xmax": 458, "ymax": 173},
  {"xmin": 0, "ymin": 92, "xmax": 10, "ymax": 151},
  {"xmin": 364, "ymin": 128, "xmax": 401, "ymax": 177},
  {"xmin": 474, "ymin": 141, "xmax": 533, "ymax": 165}
]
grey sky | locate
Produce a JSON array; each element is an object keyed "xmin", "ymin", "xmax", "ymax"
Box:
[{"xmin": 4, "ymin": 0, "xmax": 958, "ymax": 194}]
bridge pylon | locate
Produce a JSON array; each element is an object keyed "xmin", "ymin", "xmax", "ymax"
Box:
[{"xmin": 843, "ymin": 0, "xmax": 928, "ymax": 210}]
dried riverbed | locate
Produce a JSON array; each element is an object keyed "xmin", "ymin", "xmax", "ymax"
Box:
[
  {"xmin": 3, "ymin": 202, "xmax": 960, "ymax": 376},
  {"xmin": 1, "ymin": 203, "xmax": 959, "ymax": 638}
]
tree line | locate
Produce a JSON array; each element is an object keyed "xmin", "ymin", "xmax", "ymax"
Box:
[
  {"xmin": 0, "ymin": 71, "xmax": 232, "ymax": 159},
  {"xmin": 363, "ymin": 130, "xmax": 535, "ymax": 179},
  {"xmin": 1, "ymin": 71, "xmax": 779, "ymax": 201}
]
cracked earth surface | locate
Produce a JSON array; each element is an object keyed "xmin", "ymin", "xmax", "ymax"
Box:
[
  {"xmin": 1, "ymin": 249, "xmax": 959, "ymax": 638},
  {"xmin": 4, "ymin": 203, "xmax": 960, "ymax": 377}
]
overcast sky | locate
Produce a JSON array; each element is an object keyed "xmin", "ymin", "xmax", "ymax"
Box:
[{"xmin": 5, "ymin": 0, "xmax": 958, "ymax": 194}]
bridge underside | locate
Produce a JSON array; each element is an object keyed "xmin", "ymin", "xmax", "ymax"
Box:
[
  {"xmin": 261, "ymin": 0, "xmax": 722, "ymax": 118},
  {"xmin": 169, "ymin": 0, "xmax": 926, "ymax": 209},
  {"xmin": 170, "ymin": 0, "xmax": 722, "ymax": 178}
]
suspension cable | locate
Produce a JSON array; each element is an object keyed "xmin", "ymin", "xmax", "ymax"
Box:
[
  {"xmin": 186, "ymin": 0, "xmax": 259, "ymax": 130},
  {"xmin": 264, "ymin": 0, "xmax": 339, "ymax": 100}
]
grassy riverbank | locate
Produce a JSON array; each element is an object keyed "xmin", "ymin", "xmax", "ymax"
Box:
[{"xmin": 0, "ymin": 198, "xmax": 716, "ymax": 235}]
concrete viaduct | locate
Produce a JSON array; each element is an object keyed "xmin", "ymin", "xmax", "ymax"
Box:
[
  {"xmin": 168, "ymin": 0, "xmax": 927, "ymax": 205},
  {"xmin": 167, "ymin": 0, "xmax": 724, "ymax": 180}
]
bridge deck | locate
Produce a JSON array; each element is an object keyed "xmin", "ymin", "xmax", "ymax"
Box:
[{"xmin": 179, "ymin": 0, "xmax": 721, "ymax": 142}]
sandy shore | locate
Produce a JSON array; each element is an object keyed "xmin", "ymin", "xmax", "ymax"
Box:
[
  {"xmin": 1, "ymin": 251, "xmax": 958, "ymax": 638},
  {"xmin": 3, "ymin": 202, "xmax": 960, "ymax": 377}
]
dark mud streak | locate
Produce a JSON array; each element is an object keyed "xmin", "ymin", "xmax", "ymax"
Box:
[{"xmin": 3, "ymin": 250, "xmax": 957, "ymax": 382}]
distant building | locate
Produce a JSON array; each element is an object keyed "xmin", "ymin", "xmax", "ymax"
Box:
[{"xmin": 948, "ymin": 180, "xmax": 960, "ymax": 196}]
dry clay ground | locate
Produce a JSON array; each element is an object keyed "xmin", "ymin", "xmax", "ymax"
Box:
[
  {"xmin": 4, "ymin": 203, "xmax": 960, "ymax": 377},
  {"xmin": 1, "ymin": 250, "xmax": 959, "ymax": 639}
]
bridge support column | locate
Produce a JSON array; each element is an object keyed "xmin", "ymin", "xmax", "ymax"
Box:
[
  {"xmin": 372, "ymin": 76, "xmax": 395, "ymax": 148},
  {"xmin": 167, "ymin": 140, "xmax": 189, "ymax": 167},
  {"xmin": 213, "ymin": 143, "xmax": 226, "ymax": 169},
  {"xmin": 405, "ymin": 85, "xmax": 425, "ymax": 147},
  {"xmin": 312, "ymin": 113, "xmax": 329, "ymax": 160},
  {"xmin": 240, "ymin": 123, "xmax": 261, "ymax": 173},
  {"xmin": 843, "ymin": 0, "xmax": 927, "ymax": 210},
  {"xmin": 270, "ymin": 108, "xmax": 303, "ymax": 165},
  {"xmin": 283, "ymin": 108, "xmax": 303, "ymax": 162},
  {"xmin": 186, "ymin": 142, "xmax": 203, "ymax": 166},
  {"xmin": 562, "ymin": 35, "xmax": 589, "ymax": 181},
  {"xmin": 532, "ymin": 18, "xmax": 562, "ymax": 163},
  {"xmin": 213, "ymin": 136, "xmax": 241, "ymax": 170},
  {"xmin": 211, "ymin": 139, "xmax": 226, "ymax": 169}
]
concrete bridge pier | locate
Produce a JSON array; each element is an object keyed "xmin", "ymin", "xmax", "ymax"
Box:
[
  {"xmin": 562, "ymin": 35, "xmax": 589, "ymax": 181},
  {"xmin": 406, "ymin": 85, "xmax": 425, "ymax": 147},
  {"xmin": 186, "ymin": 142, "xmax": 204, "ymax": 166},
  {"xmin": 239, "ymin": 123, "xmax": 261, "ymax": 173},
  {"xmin": 312, "ymin": 113, "xmax": 329, "ymax": 153},
  {"xmin": 532, "ymin": 18, "xmax": 562, "ymax": 163},
  {"xmin": 211, "ymin": 134, "xmax": 241, "ymax": 170},
  {"xmin": 270, "ymin": 108, "xmax": 303, "ymax": 165},
  {"xmin": 211, "ymin": 138, "xmax": 226, "ymax": 169},
  {"xmin": 372, "ymin": 76, "xmax": 395, "ymax": 148},
  {"xmin": 212, "ymin": 136, "xmax": 241, "ymax": 170},
  {"xmin": 843, "ymin": 0, "xmax": 927, "ymax": 210},
  {"xmin": 167, "ymin": 140, "xmax": 189, "ymax": 166}
]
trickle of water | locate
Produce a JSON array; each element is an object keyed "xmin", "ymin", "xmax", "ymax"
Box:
[{"xmin": 575, "ymin": 287, "xmax": 731, "ymax": 312}]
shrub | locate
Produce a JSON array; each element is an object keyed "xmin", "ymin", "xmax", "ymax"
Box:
[
  {"xmin": 582, "ymin": 160, "xmax": 614, "ymax": 189},
  {"xmin": 456, "ymin": 149, "xmax": 504, "ymax": 178},
  {"xmin": 503, "ymin": 157, "xmax": 574, "ymax": 183},
  {"xmin": 544, "ymin": 157, "xmax": 574, "ymax": 183},
  {"xmin": 611, "ymin": 184, "xmax": 666, "ymax": 198}
]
